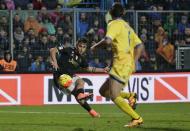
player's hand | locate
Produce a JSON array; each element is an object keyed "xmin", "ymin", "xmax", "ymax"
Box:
[
  {"xmin": 51, "ymin": 61, "xmax": 59, "ymax": 70},
  {"xmin": 103, "ymin": 66, "xmax": 110, "ymax": 73}
]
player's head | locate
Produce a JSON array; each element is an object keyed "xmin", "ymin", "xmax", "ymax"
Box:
[
  {"xmin": 110, "ymin": 3, "xmax": 124, "ymax": 19},
  {"xmin": 76, "ymin": 37, "xmax": 88, "ymax": 55}
]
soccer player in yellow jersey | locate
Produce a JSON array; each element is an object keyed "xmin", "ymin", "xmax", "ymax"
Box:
[{"xmin": 91, "ymin": 3, "xmax": 144, "ymax": 127}]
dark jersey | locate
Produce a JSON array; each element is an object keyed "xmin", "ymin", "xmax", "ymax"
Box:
[{"xmin": 56, "ymin": 45, "xmax": 88, "ymax": 76}]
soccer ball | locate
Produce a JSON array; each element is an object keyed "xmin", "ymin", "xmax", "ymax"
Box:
[{"xmin": 58, "ymin": 74, "xmax": 72, "ymax": 88}]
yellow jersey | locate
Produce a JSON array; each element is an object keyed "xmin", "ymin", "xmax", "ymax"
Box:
[{"xmin": 106, "ymin": 19, "xmax": 142, "ymax": 71}]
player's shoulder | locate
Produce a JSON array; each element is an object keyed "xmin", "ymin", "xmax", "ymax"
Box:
[
  {"xmin": 57, "ymin": 44, "xmax": 74, "ymax": 51},
  {"xmin": 108, "ymin": 20, "xmax": 119, "ymax": 27},
  {"xmin": 67, "ymin": 46, "xmax": 75, "ymax": 51},
  {"xmin": 56, "ymin": 43, "xmax": 64, "ymax": 50},
  {"xmin": 114, "ymin": 19, "xmax": 127, "ymax": 23},
  {"xmin": 108, "ymin": 19, "xmax": 122, "ymax": 25},
  {"xmin": 109, "ymin": 19, "xmax": 129, "ymax": 28}
]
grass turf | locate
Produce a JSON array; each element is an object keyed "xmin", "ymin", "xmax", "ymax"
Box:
[{"xmin": 0, "ymin": 103, "xmax": 190, "ymax": 131}]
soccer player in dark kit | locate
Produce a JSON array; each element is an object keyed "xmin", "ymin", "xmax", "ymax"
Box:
[{"xmin": 50, "ymin": 37, "xmax": 109, "ymax": 117}]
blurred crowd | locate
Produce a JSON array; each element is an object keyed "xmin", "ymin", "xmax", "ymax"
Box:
[
  {"xmin": 0, "ymin": 0, "xmax": 189, "ymax": 11},
  {"xmin": 137, "ymin": 11, "xmax": 190, "ymax": 71},
  {"xmin": 0, "ymin": 0, "xmax": 109, "ymax": 72},
  {"xmin": 126, "ymin": 0, "xmax": 190, "ymax": 10},
  {"xmin": 0, "ymin": 0, "xmax": 190, "ymax": 72}
]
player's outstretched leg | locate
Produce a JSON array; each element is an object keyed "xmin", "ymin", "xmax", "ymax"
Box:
[{"xmin": 54, "ymin": 73, "xmax": 100, "ymax": 118}]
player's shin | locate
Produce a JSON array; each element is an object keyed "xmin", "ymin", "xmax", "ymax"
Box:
[
  {"xmin": 75, "ymin": 94, "xmax": 100, "ymax": 118},
  {"xmin": 113, "ymin": 96, "xmax": 140, "ymax": 119},
  {"xmin": 76, "ymin": 99, "xmax": 92, "ymax": 112},
  {"xmin": 120, "ymin": 92, "xmax": 137, "ymax": 109},
  {"xmin": 120, "ymin": 92, "xmax": 131, "ymax": 99}
]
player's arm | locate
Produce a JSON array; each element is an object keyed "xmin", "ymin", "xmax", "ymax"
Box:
[
  {"xmin": 90, "ymin": 37, "xmax": 112, "ymax": 51},
  {"xmin": 132, "ymin": 31, "xmax": 144, "ymax": 62},
  {"xmin": 91, "ymin": 22, "xmax": 119, "ymax": 50},
  {"xmin": 50, "ymin": 47, "xmax": 59, "ymax": 70},
  {"xmin": 80, "ymin": 58, "xmax": 109, "ymax": 73},
  {"xmin": 134, "ymin": 44, "xmax": 144, "ymax": 62},
  {"xmin": 86, "ymin": 66, "xmax": 109, "ymax": 73}
]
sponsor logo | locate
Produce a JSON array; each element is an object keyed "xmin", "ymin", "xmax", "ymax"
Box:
[
  {"xmin": 44, "ymin": 74, "xmax": 190, "ymax": 104},
  {"xmin": 44, "ymin": 75, "xmax": 111, "ymax": 104},
  {"xmin": 44, "ymin": 76, "xmax": 70, "ymax": 104}
]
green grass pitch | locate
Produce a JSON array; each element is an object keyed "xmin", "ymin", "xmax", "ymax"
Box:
[{"xmin": 0, "ymin": 103, "xmax": 190, "ymax": 131}]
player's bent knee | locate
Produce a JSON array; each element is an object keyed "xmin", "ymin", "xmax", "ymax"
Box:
[
  {"xmin": 99, "ymin": 88, "xmax": 105, "ymax": 97},
  {"xmin": 110, "ymin": 95, "xmax": 117, "ymax": 101},
  {"xmin": 109, "ymin": 90, "xmax": 120, "ymax": 100},
  {"xmin": 99, "ymin": 89, "xmax": 111, "ymax": 98},
  {"xmin": 76, "ymin": 78, "xmax": 85, "ymax": 89}
]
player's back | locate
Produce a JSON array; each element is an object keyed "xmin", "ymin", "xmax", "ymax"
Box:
[
  {"xmin": 107, "ymin": 19, "xmax": 133, "ymax": 65},
  {"xmin": 107, "ymin": 19, "xmax": 142, "ymax": 71}
]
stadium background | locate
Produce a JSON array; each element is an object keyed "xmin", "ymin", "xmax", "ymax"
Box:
[
  {"xmin": 0, "ymin": 0, "xmax": 190, "ymax": 72},
  {"xmin": 0, "ymin": 0, "xmax": 190, "ymax": 131}
]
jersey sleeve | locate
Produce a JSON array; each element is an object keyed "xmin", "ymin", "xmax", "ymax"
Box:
[
  {"xmin": 56, "ymin": 43, "xmax": 65, "ymax": 52},
  {"xmin": 106, "ymin": 22, "xmax": 121, "ymax": 40},
  {"xmin": 131, "ymin": 30, "xmax": 142, "ymax": 47},
  {"xmin": 56, "ymin": 44, "xmax": 72, "ymax": 54}
]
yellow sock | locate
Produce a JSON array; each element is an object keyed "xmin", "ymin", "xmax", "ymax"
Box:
[
  {"xmin": 120, "ymin": 92, "xmax": 131, "ymax": 99},
  {"xmin": 114, "ymin": 96, "xmax": 140, "ymax": 119}
]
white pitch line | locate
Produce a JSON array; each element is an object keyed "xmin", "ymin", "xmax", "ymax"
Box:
[
  {"xmin": 0, "ymin": 111, "xmax": 123, "ymax": 115},
  {"xmin": 0, "ymin": 111, "xmax": 81, "ymax": 114},
  {"xmin": 0, "ymin": 111, "xmax": 185, "ymax": 116}
]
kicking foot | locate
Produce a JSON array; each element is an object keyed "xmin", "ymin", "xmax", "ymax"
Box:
[
  {"xmin": 124, "ymin": 117, "xmax": 143, "ymax": 128},
  {"xmin": 128, "ymin": 93, "xmax": 137, "ymax": 109},
  {"xmin": 89, "ymin": 109, "xmax": 100, "ymax": 118}
]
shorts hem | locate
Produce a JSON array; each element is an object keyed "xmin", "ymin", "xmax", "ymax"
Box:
[{"xmin": 109, "ymin": 74, "xmax": 125, "ymax": 85}]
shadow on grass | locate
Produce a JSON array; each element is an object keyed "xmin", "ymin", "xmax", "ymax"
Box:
[
  {"xmin": 139, "ymin": 127, "xmax": 189, "ymax": 131},
  {"xmin": 72, "ymin": 128, "xmax": 84, "ymax": 131},
  {"xmin": 72, "ymin": 128, "xmax": 95, "ymax": 131},
  {"xmin": 147, "ymin": 119, "xmax": 190, "ymax": 123},
  {"xmin": 0, "ymin": 122, "xmax": 72, "ymax": 127}
]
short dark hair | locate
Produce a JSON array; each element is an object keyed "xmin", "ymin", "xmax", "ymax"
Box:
[
  {"xmin": 110, "ymin": 3, "xmax": 124, "ymax": 18},
  {"xmin": 77, "ymin": 37, "xmax": 88, "ymax": 45}
]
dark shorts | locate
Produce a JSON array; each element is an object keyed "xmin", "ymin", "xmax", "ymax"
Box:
[{"xmin": 53, "ymin": 71, "xmax": 62, "ymax": 89}]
